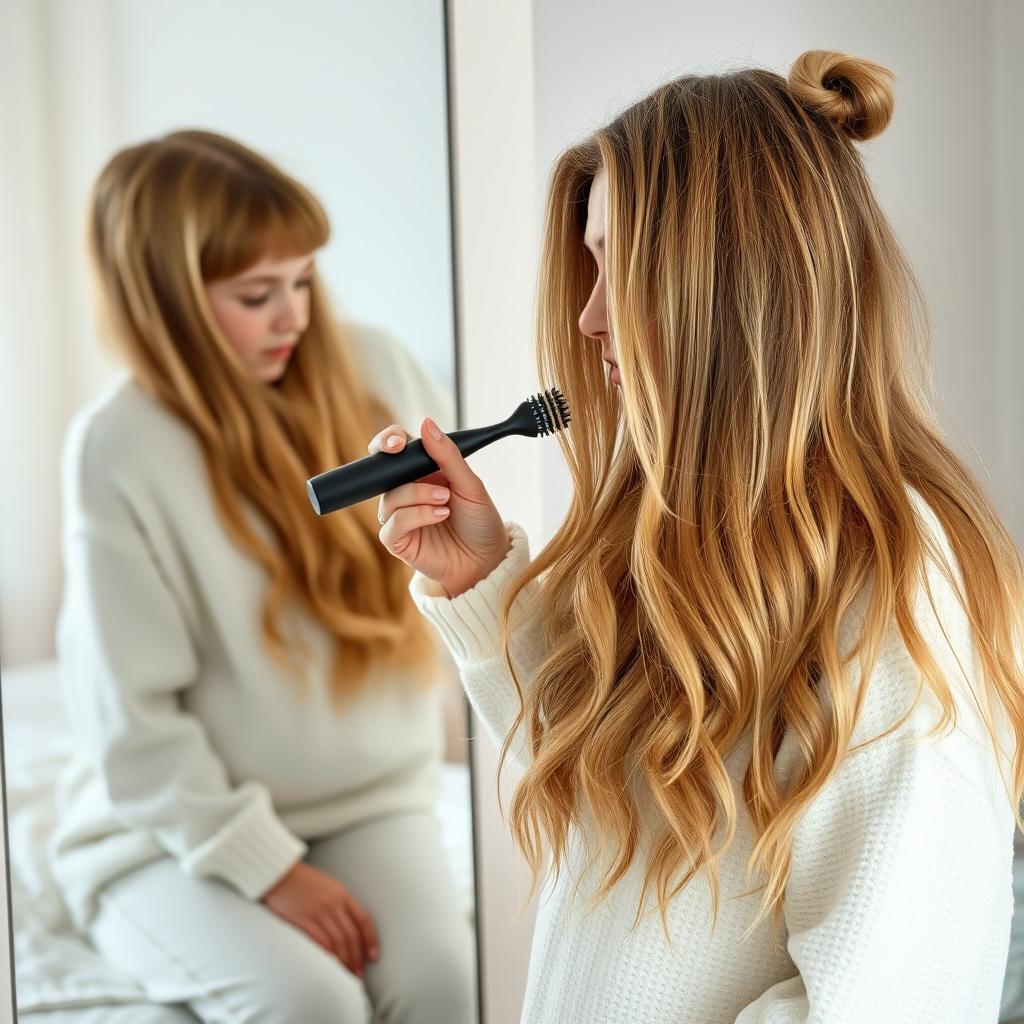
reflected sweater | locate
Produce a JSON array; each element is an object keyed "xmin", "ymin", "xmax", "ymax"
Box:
[
  {"xmin": 408, "ymin": 488, "xmax": 1017, "ymax": 1024},
  {"xmin": 49, "ymin": 324, "xmax": 456, "ymax": 933}
]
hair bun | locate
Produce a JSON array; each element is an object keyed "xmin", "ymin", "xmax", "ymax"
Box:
[{"xmin": 787, "ymin": 49, "xmax": 895, "ymax": 141}]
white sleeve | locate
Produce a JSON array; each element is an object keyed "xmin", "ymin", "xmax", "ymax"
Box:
[
  {"xmin": 735, "ymin": 547, "xmax": 1017, "ymax": 1022},
  {"xmin": 408, "ymin": 521, "xmax": 544, "ymax": 769},
  {"xmin": 57, "ymin": 423, "xmax": 307, "ymax": 900}
]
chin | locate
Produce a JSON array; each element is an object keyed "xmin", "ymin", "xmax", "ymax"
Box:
[{"xmin": 258, "ymin": 360, "xmax": 290, "ymax": 384}]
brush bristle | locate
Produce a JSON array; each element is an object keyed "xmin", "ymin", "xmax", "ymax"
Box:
[{"xmin": 528, "ymin": 387, "xmax": 571, "ymax": 436}]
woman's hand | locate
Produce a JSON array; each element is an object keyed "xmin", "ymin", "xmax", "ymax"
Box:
[
  {"xmin": 261, "ymin": 861, "xmax": 379, "ymax": 978},
  {"xmin": 370, "ymin": 417, "xmax": 511, "ymax": 597}
]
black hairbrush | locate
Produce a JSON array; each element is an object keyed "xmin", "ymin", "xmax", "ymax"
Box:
[{"xmin": 306, "ymin": 387, "xmax": 571, "ymax": 516}]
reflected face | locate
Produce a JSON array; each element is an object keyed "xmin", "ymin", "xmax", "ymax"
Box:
[
  {"xmin": 204, "ymin": 252, "xmax": 315, "ymax": 383},
  {"xmin": 578, "ymin": 167, "xmax": 619, "ymax": 386}
]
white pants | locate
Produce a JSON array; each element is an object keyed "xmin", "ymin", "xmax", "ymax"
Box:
[{"xmin": 85, "ymin": 809, "xmax": 477, "ymax": 1024}]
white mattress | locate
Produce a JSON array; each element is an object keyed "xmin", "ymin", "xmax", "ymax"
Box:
[{"xmin": 1, "ymin": 659, "xmax": 474, "ymax": 1017}]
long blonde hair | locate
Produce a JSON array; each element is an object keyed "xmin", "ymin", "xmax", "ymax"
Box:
[
  {"xmin": 495, "ymin": 51, "xmax": 1024, "ymax": 941},
  {"xmin": 85, "ymin": 128, "xmax": 440, "ymax": 709}
]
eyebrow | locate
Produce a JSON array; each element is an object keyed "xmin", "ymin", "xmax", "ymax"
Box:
[{"xmin": 235, "ymin": 259, "xmax": 314, "ymax": 285}]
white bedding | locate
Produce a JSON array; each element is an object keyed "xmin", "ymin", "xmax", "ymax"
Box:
[{"xmin": 2, "ymin": 660, "xmax": 475, "ymax": 1018}]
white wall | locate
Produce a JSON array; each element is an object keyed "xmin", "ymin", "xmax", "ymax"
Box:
[
  {"xmin": 993, "ymin": 0, "xmax": 1024, "ymax": 538},
  {"xmin": 453, "ymin": 3, "xmax": 1022, "ymax": 1021}
]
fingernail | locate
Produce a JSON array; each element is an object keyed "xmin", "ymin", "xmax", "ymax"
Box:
[
  {"xmin": 433, "ymin": 507, "xmax": 450, "ymax": 517},
  {"xmin": 431, "ymin": 487, "xmax": 450, "ymax": 499},
  {"xmin": 426, "ymin": 418, "xmax": 442, "ymax": 441},
  {"xmin": 387, "ymin": 435, "xmax": 401, "ymax": 448}
]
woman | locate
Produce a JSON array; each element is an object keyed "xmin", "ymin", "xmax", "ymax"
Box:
[
  {"xmin": 48, "ymin": 129, "xmax": 475, "ymax": 1023},
  {"xmin": 371, "ymin": 51, "xmax": 1024, "ymax": 1022}
]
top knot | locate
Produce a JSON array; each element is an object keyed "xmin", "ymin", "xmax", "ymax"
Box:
[{"xmin": 787, "ymin": 50, "xmax": 895, "ymax": 141}]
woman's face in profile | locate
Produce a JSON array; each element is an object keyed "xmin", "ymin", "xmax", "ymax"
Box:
[
  {"xmin": 578, "ymin": 167, "xmax": 620, "ymax": 386},
  {"xmin": 204, "ymin": 252, "xmax": 315, "ymax": 383}
]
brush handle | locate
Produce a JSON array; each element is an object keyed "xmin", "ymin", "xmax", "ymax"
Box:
[{"xmin": 307, "ymin": 423, "xmax": 512, "ymax": 515}]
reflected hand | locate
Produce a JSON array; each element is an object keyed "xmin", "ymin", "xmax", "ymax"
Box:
[{"xmin": 261, "ymin": 861, "xmax": 379, "ymax": 978}]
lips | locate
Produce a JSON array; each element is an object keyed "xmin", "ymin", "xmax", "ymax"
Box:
[
  {"xmin": 600, "ymin": 349, "xmax": 620, "ymax": 383},
  {"xmin": 264, "ymin": 341, "xmax": 298, "ymax": 359}
]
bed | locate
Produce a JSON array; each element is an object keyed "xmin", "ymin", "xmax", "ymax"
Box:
[{"xmin": 1, "ymin": 659, "xmax": 475, "ymax": 1020}]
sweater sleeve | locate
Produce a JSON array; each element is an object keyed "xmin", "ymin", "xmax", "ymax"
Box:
[
  {"xmin": 734, "ymin": 528, "xmax": 1017, "ymax": 1022},
  {"xmin": 732, "ymin": 734, "xmax": 1015, "ymax": 1022},
  {"xmin": 56, "ymin": 412, "xmax": 308, "ymax": 900},
  {"xmin": 407, "ymin": 520, "xmax": 545, "ymax": 769}
]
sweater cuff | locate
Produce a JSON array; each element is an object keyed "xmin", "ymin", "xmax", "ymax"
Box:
[
  {"xmin": 409, "ymin": 520, "xmax": 534, "ymax": 664},
  {"xmin": 179, "ymin": 791, "xmax": 308, "ymax": 900}
]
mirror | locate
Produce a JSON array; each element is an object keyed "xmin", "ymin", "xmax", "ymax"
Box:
[{"xmin": 0, "ymin": 2, "xmax": 480, "ymax": 1022}]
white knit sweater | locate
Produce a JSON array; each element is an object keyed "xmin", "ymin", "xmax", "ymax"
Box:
[
  {"xmin": 48, "ymin": 324, "xmax": 456, "ymax": 933},
  {"xmin": 409, "ymin": 488, "xmax": 1018, "ymax": 1023}
]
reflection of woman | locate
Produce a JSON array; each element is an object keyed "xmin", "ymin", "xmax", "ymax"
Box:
[
  {"xmin": 48, "ymin": 129, "xmax": 475, "ymax": 1023},
  {"xmin": 371, "ymin": 51, "xmax": 1024, "ymax": 1022}
]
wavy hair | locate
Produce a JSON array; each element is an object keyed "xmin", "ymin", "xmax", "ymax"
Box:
[
  {"xmin": 493, "ymin": 51, "xmax": 1024, "ymax": 941},
  {"xmin": 85, "ymin": 129, "xmax": 440, "ymax": 710}
]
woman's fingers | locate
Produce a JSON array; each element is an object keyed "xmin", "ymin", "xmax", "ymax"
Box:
[
  {"xmin": 378, "ymin": 481, "xmax": 450, "ymax": 525},
  {"xmin": 346, "ymin": 894, "xmax": 380, "ymax": 962},
  {"xmin": 318, "ymin": 908, "xmax": 359, "ymax": 974},
  {"xmin": 331, "ymin": 905, "xmax": 365, "ymax": 975},
  {"xmin": 368, "ymin": 424, "xmax": 411, "ymax": 454},
  {"xmin": 370, "ymin": 420, "xmax": 454, "ymax": 527},
  {"xmin": 417, "ymin": 417, "xmax": 482, "ymax": 495},
  {"xmin": 379, "ymin": 503, "xmax": 451, "ymax": 553}
]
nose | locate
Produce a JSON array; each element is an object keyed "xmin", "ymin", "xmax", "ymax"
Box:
[
  {"xmin": 578, "ymin": 273, "xmax": 608, "ymax": 342},
  {"xmin": 274, "ymin": 289, "xmax": 308, "ymax": 334},
  {"xmin": 578, "ymin": 272, "xmax": 614, "ymax": 364}
]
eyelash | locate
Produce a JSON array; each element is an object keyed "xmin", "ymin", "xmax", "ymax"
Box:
[{"xmin": 240, "ymin": 279, "xmax": 312, "ymax": 308}]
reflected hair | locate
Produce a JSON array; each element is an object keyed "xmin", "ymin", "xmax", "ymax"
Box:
[
  {"xmin": 492, "ymin": 51, "xmax": 1024, "ymax": 942},
  {"xmin": 85, "ymin": 129, "xmax": 440, "ymax": 709}
]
